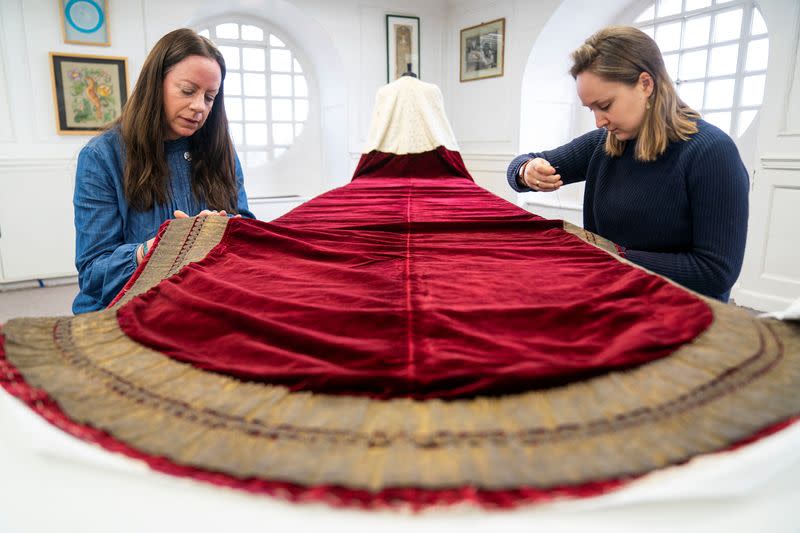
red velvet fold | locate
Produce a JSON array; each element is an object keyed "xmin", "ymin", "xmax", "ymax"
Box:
[
  {"xmin": 352, "ymin": 146, "xmax": 473, "ymax": 181},
  {"xmin": 115, "ymin": 148, "xmax": 712, "ymax": 399}
]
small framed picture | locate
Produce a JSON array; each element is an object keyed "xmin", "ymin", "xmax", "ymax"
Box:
[
  {"xmin": 49, "ymin": 52, "xmax": 128, "ymax": 135},
  {"xmin": 460, "ymin": 18, "xmax": 505, "ymax": 82},
  {"xmin": 60, "ymin": 0, "xmax": 110, "ymax": 46},
  {"xmin": 386, "ymin": 15, "xmax": 420, "ymax": 82}
]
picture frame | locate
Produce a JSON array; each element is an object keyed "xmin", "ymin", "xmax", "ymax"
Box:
[
  {"xmin": 60, "ymin": 0, "xmax": 110, "ymax": 46},
  {"xmin": 386, "ymin": 15, "xmax": 420, "ymax": 82},
  {"xmin": 460, "ymin": 18, "xmax": 505, "ymax": 82},
  {"xmin": 49, "ymin": 52, "xmax": 128, "ymax": 135}
]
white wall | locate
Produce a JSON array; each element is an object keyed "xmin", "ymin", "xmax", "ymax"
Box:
[
  {"xmin": 442, "ymin": 0, "xmax": 561, "ymax": 203},
  {"xmin": 734, "ymin": 0, "xmax": 800, "ymax": 311},
  {"xmin": 0, "ymin": 0, "xmax": 149, "ymax": 282}
]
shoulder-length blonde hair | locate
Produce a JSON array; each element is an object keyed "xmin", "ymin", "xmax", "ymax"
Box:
[{"xmin": 570, "ymin": 25, "xmax": 700, "ymax": 162}]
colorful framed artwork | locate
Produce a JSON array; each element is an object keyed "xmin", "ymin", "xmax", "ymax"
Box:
[
  {"xmin": 60, "ymin": 0, "xmax": 110, "ymax": 46},
  {"xmin": 386, "ymin": 15, "xmax": 420, "ymax": 82},
  {"xmin": 460, "ymin": 18, "xmax": 505, "ymax": 82},
  {"xmin": 49, "ymin": 52, "xmax": 128, "ymax": 135}
]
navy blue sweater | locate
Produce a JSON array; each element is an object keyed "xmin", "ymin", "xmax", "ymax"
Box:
[{"xmin": 507, "ymin": 120, "xmax": 748, "ymax": 301}]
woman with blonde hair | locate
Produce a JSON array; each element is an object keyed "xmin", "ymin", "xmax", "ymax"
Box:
[
  {"xmin": 73, "ymin": 28, "xmax": 254, "ymax": 314},
  {"xmin": 508, "ymin": 25, "xmax": 748, "ymax": 302}
]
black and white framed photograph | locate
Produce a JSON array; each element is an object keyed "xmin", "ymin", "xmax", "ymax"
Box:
[
  {"xmin": 386, "ymin": 15, "xmax": 420, "ymax": 82},
  {"xmin": 460, "ymin": 18, "xmax": 504, "ymax": 82}
]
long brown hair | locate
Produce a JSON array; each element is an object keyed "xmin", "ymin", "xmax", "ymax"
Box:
[
  {"xmin": 570, "ymin": 25, "xmax": 700, "ymax": 161},
  {"xmin": 117, "ymin": 28, "xmax": 238, "ymax": 212}
]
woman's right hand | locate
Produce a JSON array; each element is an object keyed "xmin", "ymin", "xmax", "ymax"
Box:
[{"xmin": 520, "ymin": 157, "xmax": 563, "ymax": 192}]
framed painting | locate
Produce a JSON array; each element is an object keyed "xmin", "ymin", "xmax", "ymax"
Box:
[
  {"xmin": 460, "ymin": 18, "xmax": 505, "ymax": 82},
  {"xmin": 49, "ymin": 52, "xmax": 128, "ymax": 135},
  {"xmin": 386, "ymin": 15, "xmax": 420, "ymax": 82},
  {"xmin": 60, "ymin": 0, "xmax": 110, "ymax": 46}
]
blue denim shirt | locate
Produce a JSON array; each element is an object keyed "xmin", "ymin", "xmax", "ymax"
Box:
[{"xmin": 73, "ymin": 128, "xmax": 254, "ymax": 314}]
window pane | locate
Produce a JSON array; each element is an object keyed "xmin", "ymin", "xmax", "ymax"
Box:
[
  {"xmin": 685, "ymin": 0, "xmax": 712, "ymax": 10},
  {"xmin": 295, "ymin": 99, "xmax": 309, "ymax": 122},
  {"xmin": 216, "ymin": 23, "xmax": 238, "ymax": 39},
  {"xmin": 244, "ymin": 98, "xmax": 266, "ymax": 121},
  {"xmin": 656, "ymin": 22, "xmax": 682, "ymax": 52},
  {"xmin": 663, "ymin": 53, "xmax": 679, "ymax": 81},
  {"xmin": 247, "ymin": 150, "xmax": 268, "ymax": 169},
  {"xmin": 679, "ymin": 49, "xmax": 707, "ymax": 80},
  {"xmin": 229, "ymin": 122, "xmax": 243, "ymax": 145},
  {"xmin": 294, "ymin": 75, "xmax": 308, "ymax": 97},
  {"xmin": 225, "ymin": 73, "xmax": 242, "ymax": 96},
  {"xmin": 199, "ymin": 29, "xmax": 210, "ymax": 38},
  {"xmin": 641, "ymin": 26, "xmax": 655, "ymax": 39},
  {"xmin": 272, "ymin": 123, "xmax": 294, "ymax": 145},
  {"xmin": 751, "ymin": 8, "xmax": 767, "ymax": 35},
  {"xmin": 241, "ymin": 25, "xmax": 264, "ymax": 41},
  {"xmin": 242, "ymin": 48, "xmax": 265, "ymax": 71},
  {"xmin": 246, "ymin": 123, "xmax": 268, "ymax": 145},
  {"xmin": 203, "ymin": 23, "xmax": 309, "ymax": 153},
  {"xmin": 683, "ymin": 16, "xmax": 711, "ymax": 48},
  {"xmin": 270, "ymin": 49, "xmax": 292, "ymax": 72},
  {"xmin": 635, "ymin": 5, "xmax": 654, "ymax": 23},
  {"xmin": 704, "ymin": 111, "xmax": 731, "ymax": 134},
  {"xmin": 708, "ymin": 44, "xmax": 739, "ymax": 76},
  {"xmin": 679, "ymin": 81, "xmax": 704, "ymax": 110},
  {"xmin": 243, "ymin": 73, "xmax": 266, "ymax": 96},
  {"xmin": 737, "ymin": 109, "xmax": 757, "ymax": 136},
  {"xmin": 745, "ymin": 38, "xmax": 769, "ymax": 71},
  {"xmin": 226, "ymin": 97, "xmax": 242, "ymax": 121},
  {"xmin": 705, "ymin": 78, "xmax": 735, "ymax": 108},
  {"xmin": 713, "ymin": 9, "xmax": 743, "ymax": 43},
  {"xmin": 271, "ymin": 74, "xmax": 292, "ymax": 96},
  {"xmin": 657, "ymin": 0, "xmax": 681, "ymax": 17},
  {"xmin": 272, "ymin": 98, "xmax": 293, "ymax": 121},
  {"xmin": 219, "ymin": 46, "xmax": 240, "ymax": 70},
  {"xmin": 740, "ymin": 74, "xmax": 766, "ymax": 106}
]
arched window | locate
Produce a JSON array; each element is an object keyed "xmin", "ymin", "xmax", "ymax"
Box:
[
  {"xmin": 633, "ymin": 0, "xmax": 769, "ymax": 137},
  {"xmin": 197, "ymin": 20, "xmax": 310, "ymax": 169}
]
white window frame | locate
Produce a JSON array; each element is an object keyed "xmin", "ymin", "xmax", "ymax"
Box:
[
  {"xmin": 629, "ymin": 0, "xmax": 769, "ymax": 137},
  {"xmin": 195, "ymin": 17, "xmax": 312, "ymax": 164}
]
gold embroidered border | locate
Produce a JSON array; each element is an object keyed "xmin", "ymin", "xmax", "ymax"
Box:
[
  {"xmin": 563, "ymin": 221, "xmax": 619, "ymax": 256},
  {"xmin": 5, "ymin": 297, "xmax": 799, "ymax": 491},
  {"xmin": 112, "ymin": 216, "xmax": 229, "ymax": 308}
]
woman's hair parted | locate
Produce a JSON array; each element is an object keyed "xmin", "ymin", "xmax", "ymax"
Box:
[
  {"xmin": 570, "ymin": 25, "xmax": 700, "ymax": 161},
  {"xmin": 116, "ymin": 28, "xmax": 238, "ymax": 212}
]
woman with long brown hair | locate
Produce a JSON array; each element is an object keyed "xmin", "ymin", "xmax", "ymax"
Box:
[
  {"xmin": 73, "ymin": 28, "xmax": 254, "ymax": 314},
  {"xmin": 508, "ymin": 25, "xmax": 748, "ymax": 302}
]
